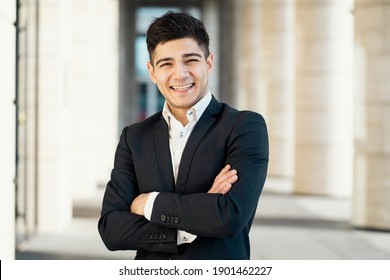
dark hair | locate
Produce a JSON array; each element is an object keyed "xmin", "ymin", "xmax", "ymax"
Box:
[{"xmin": 146, "ymin": 11, "xmax": 210, "ymax": 62}]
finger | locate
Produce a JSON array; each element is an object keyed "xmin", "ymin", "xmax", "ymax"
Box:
[
  {"xmin": 209, "ymin": 165, "xmax": 237, "ymax": 194},
  {"xmin": 214, "ymin": 170, "xmax": 237, "ymax": 188},
  {"xmin": 220, "ymin": 182, "xmax": 233, "ymax": 195},
  {"xmin": 215, "ymin": 175, "xmax": 237, "ymax": 195},
  {"xmin": 209, "ymin": 173, "xmax": 238, "ymax": 194},
  {"xmin": 214, "ymin": 168, "xmax": 237, "ymax": 187},
  {"xmin": 211, "ymin": 170, "xmax": 230, "ymax": 191},
  {"xmin": 214, "ymin": 165, "xmax": 231, "ymax": 182}
]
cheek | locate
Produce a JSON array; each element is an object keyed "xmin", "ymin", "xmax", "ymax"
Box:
[
  {"xmin": 196, "ymin": 71, "xmax": 208, "ymax": 84},
  {"xmin": 156, "ymin": 84, "xmax": 167, "ymax": 96},
  {"xmin": 154, "ymin": 72, "xmax": 170, "ymax": 85}
]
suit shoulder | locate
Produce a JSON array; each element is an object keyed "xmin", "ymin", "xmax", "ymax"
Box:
[
  {"xmin": 220, "ymin": 103, "xmax": 266, "ymax": 125},
  {"xmin": 123, "ymin": 111, "xmax": 163, "ymax": 136}
]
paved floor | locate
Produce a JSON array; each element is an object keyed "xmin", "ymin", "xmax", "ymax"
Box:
[{"xmin": 16, "ymin": 186, "xmax": 390, "ymax": 260}]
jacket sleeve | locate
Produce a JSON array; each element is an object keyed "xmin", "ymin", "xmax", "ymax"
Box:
[
  {"xmin": 98, "ymin": 127, "xmax": 178, "ymax": 254},
  {"xmin": 150, "ymin": 112, "xmax": 269, "ymax": 238}
]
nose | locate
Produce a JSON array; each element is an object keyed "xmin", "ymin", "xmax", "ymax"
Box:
[{"xmin": 172, "ymin": 63, "xmax": 188, "ymax": 79}]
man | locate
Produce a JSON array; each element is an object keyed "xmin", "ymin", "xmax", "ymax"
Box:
[{"xmin": 98, "ymin": 11, "xmax": 268, "ymax": 260}]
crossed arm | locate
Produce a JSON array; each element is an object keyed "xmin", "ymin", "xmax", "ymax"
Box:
[
  {"xmin": 130, "ymin": 164, "xmax": 238, "ymax": 216},
  {"xmin": 98, "ymin": 111, "xmax": 268, "ymax": 253}
]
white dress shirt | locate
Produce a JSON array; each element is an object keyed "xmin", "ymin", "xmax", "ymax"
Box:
[{"xmin": 144, "ymin": 91, "xmax": 212, "ymax": 245}]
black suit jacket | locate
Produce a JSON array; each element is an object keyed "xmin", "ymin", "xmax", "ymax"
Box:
[{"xmin": 98, "ymin": 96, "xmax": 269, "ymax": 259}]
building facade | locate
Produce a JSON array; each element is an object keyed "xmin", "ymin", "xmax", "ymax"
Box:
[{"xmin": 1, "ymin": 0, "xmax": 389, "ymax": 259}]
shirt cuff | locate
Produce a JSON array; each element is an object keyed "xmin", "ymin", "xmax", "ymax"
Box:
[
  {"xmin": 144, "ymin": 191, "xmax": 159, "ymax": 221},
  {"xmin": 177, "ymin": 230, "xmax": 197, "ymax": 245}
]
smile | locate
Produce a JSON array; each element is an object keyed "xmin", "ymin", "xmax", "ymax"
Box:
[{"xmin": 171, "ymin": 83, "xmax": 194, "ymax": 91}]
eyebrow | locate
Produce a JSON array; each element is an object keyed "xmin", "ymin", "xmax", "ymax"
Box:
[
  {"xmin": 183, "ymin": 53, "xmax": 202, "ymax": 59},
  {"xmin": 155, "ymin": 57, "xmax": 173, "ymax": 67},
  {"xmin": 155, "ymin": 53, "xmax": 203, "ymax": 66}
]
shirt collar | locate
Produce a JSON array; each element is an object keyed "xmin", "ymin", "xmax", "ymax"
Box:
[{"xmin": 162, "ymin": 90, "xmax": 212, "ymax": 125}]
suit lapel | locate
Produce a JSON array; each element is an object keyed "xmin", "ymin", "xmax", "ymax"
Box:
[
  {"xmin": 175, "ymin": 97, "xmax": 222, "ymax": 193},
  {"xmin": 154, "ymin": 118, "xmax": 175, "ymax": 193}
]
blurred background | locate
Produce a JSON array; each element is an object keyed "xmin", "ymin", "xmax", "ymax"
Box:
[{"xmin": 1, "ymin": 0, "xmax": 390, "ymax": 260}]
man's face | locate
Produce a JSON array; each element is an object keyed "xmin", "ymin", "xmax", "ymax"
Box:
[{"xmin": 147, "ymin": 38, "xmax": 213, "ymax": 116}]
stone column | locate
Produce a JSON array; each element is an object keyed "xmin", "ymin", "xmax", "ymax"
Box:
[
  {"xmin": 353, "ymin": 0, "xmax": 390, "ymax": 230},
  {"xmin": 36, "ymin": 0, "xmax": 72, "ymax": 232},
  {"xmin": 234, "ymin": 0, "xmax": 267, "ymax": 114},
  {"xmin": 295, "ymin": 0, "xmax": 354, "ymax": 196},
  {"xmin": 263, "ymin": 0, "xmax": 295, "ymax": 192},
  {"xmin": 94, "ymin": 0, "xmax": 119, "ymax": 186},
  {"xmin": 0, "ymin": 0, "xmax": 16, "ymax": 259},
  {"xmin": 16, "ymin": 0, "xmax": 41, "ymax": 237},
  {"xmin": 219, "ymin": 0, "xmax": 236, "ymax": 105},
  {"xmin": 118, "ymin": 0, "xmax": 136, "ymax": 131},
  {"xmin": 68, "ymin": 0, "xmax": 119, "ymax": 198},
  {"xmin": 202, "ymin": 0, "xmax": 220, "ymax": 98},
  {"xmin": 67, "ymin": 0, "xmax": 97, "ymax": 199}
]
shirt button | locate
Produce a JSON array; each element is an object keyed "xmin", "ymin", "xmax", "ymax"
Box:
[{"xmin": 179, "ymin": 131, "xmax": 184, "ymax": 138}]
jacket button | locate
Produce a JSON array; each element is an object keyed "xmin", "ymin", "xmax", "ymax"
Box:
[
  {"xmin": 174, "ymin": 217, "xmax": 179, "ymax": 224},
  {"xmin": 162, "ymin": 233, "xmax": 167, "ymax": 240},
  {"xmin": 169, "ymin": 216, "xmax": 175, "ymax": 223},
  {"xmin": 160, "ymin": 214, "xmax": 167, "ymax": 222}
]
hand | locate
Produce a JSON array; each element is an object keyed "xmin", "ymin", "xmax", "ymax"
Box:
[
  {"xmin": 208, "ymin": 164, "xmax": 238, "ymax": 195},
  {"xmin": 130, "ymin": 193, "xmax": 150, "ymax": 216}
]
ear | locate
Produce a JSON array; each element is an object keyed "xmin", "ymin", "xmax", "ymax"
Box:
[
  {"xmin": 147, "ymin": 61, "xmax": 157, "ymax": 84},
  {"xmin": 206, "ymin": 52, "xmax": 214, "ymax": 74}
]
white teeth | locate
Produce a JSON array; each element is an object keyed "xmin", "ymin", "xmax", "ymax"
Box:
[{"xmin": 172, "ymin": 84, "xmax": 193, "ymax": 90}]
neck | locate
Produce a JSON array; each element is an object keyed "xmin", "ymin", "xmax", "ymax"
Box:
[{"xmin": 169, "ymin": 106, "xmax": 189, "ymax": 126}]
